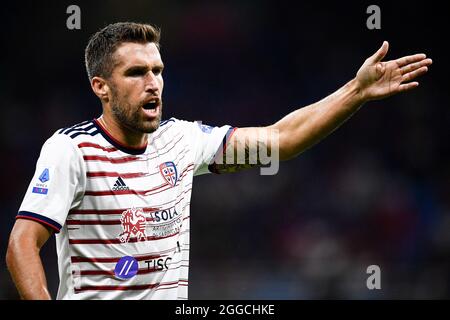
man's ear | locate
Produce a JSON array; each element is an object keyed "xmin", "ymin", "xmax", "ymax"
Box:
[{"xmin": 91, "ymin": 76, "xmax": 110, "ymax": 103}]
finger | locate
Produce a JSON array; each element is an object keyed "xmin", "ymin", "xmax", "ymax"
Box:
[
  {"xmin": 402, "ymin": 66, "xmax": 429, "ymax": 82},
  {"xmin": 367, "ymin": 41, "xmax": 389, "ymax": 64},
  {"xmin": 397, "ymin": 82, "xmax": 419, "ymax": 93},
  {"xmin": 400, "ymin": 58, "xmax": 433, "ymax": 75},
  {"xmin": 395, "ymin": 53, "xmax": 427, "ymax": 68},
  {"xmin": 376, "ymin": 62, "xmax": 386, "ymax": 76}
]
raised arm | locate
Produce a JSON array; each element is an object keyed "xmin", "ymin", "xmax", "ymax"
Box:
[
  {"xmin": 211, "ymin": 41, "xmax": 432, "ymax": 173},
  {"xmin": 6, "ymin": 219, "xmax": 53, "ymax": 299}
]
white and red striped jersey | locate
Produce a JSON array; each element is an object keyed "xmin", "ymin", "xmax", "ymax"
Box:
[{"xmin": 17, "ymin": 118, "xmax": 235, "ymax": 300}]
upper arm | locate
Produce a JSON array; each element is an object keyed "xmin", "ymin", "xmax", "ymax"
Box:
[
  {"xmin": 209, "ymin": 126, "xmax": 280, "ymax": 174},
  {"xmin": 6, "ymin": 218, "xmax": 54, "ymax": 300},
  {"xmin": 8, "ymin": 219, "xmax": 53, "ymax": 253}
]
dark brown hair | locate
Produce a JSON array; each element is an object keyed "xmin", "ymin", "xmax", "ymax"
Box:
[{"xmin": 85, "ymin": 22, "xmax": 161, "ymax": 81}]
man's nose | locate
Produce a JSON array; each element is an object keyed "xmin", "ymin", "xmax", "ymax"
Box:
[{"xmin": 145, "ymin": 73, "xmax": 159, "ymax": 94}]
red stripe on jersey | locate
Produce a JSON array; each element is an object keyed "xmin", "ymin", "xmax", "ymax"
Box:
[
  {"xmin": 83, "ymin": 164, "xmax": 193, "ymax": 196},
  {"xmin": 70, "ymin": 251, "xmax": 170, "ymax": 263},
  {"xmin": 73, "ymin": 192, "xmax": 188, "ymax": 217},
  {"xmin": 78, "ymin": 142, "xmax": 117, "ymax": 152},
  {"xmin": 178, "ymin": 165, "xmax": 194, "ymax": 180},
  {"xmin": 67, "ymin": 217, "xmax": 155, "ymax": 225},
  {"xmin": 81, "ymin": 137, "xmax": 186, "ymax": 174},
  {"xmin": 74, "ymin": 280, "xmax": 187, "ymax": 292},
  {"xmin": 147, "ymin": 133, "xmax": 183, "ymax": 156},
  {"xmin": 76, "ymin": 270, "xmax": 116, "ymax": 276},
  {"xmin": 118, "ymin": 187, "xmax": 190, "ymax": 210},
  {"xmin": 155, "ymin": 285, "xmax": 181, "ymax": 292},
  {"xmin": 67, "ymin": 220, "xmax": 120, "ymax": 225},
  {"xmin": 86, "ymin": 153, "xmax": 188, "ymax": 180},
  {"xmin": 175, "ymin": 148, "xmax": 189, "ymax": 164},
  {"xmin": 150, "ymin": 122, "xmax": 172, "ymax": 141},
  {"xmin": 157, "ymin": 279, "xmax": 188, "ymax": 287},
  {"xmin": 69, "ymin": 231, "xmax": 179, "ymax": 245},
  {"xmin": 75, "ymin": 283, "xmax": 157, "ymax": 292},
  {"xmin": 84, "ymin": 182, "xmax": 169, "ymax": 196},
  {"xmin": 69, "ymin": 207, "xmax": 159, "ymax": 216},
  {"xmin": 83, "ymin": 155, "xmax": 140, "ymax": 163},
  {"xmin": 81, "ymin": 163, "xmax": 193, "ymax": 201},
  {"xmin": 75, "ymin": 265, "xmax": 180, "ymax": 276},
  {"xmin": 148, "ymin": 135, "xmax": 184, "ymax": 159},
  {"xmin": 155, "ymin": 281, "xmax": 189, "ymax": 292},
  {"xmin": 87, "ymin": 171, "xmax": 147, "ymax": 178}
]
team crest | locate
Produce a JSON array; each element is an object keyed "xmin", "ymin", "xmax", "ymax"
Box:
[
  {"xmin": 159, "ymin": 161, "xmax": 178, "ymax": 187},
  {"xmin": 118, "ymin": 208, "xmax": 147, "ymax": 243}
]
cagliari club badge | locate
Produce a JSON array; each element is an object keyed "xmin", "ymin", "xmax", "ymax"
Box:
[{"xmin": 159, "ymin": 161, "xmax": 178, "ymax": 187}]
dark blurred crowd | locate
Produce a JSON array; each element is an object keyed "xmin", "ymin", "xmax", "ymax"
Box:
[{"xmin": 0, "ymin": 0, "xmax": 448, "ymax": 299}]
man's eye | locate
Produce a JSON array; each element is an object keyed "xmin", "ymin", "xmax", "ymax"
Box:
[
  {"xmin": 128, "ymin": 70, "xmax": 146, "ymax": 77},
  {"xmin": 125, "ymin": 68, "xmax": 148, "ymax": 77},
  {"xmin": 153, "ymin": 68, "xmax": 163, "ymax": 76}
]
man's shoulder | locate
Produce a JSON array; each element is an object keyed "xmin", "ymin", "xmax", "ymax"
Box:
[
  {"xmin": 155, "ymin": 117, "xmax": 230, "ymax": 139},
  {"xmin": 157, "ymin": 117, "xmax": 208, "ymax": 132},
  {"xmin": 159, "ymin": 117, "xmax": 177, "ymax": 128},
  {"xmin": 42, "ymin": 119, "xmax": 99, "ymax": 153},
  {"xmin": 156, "ymin": 117, "xmax": 191, "ymax": 134},
  {"xmin": 56, "ymin": 119, "xmax": 99, "ymax": 140}
]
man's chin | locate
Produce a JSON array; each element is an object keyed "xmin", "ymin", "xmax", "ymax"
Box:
[{"xmin": 142, "ymin": 117, "xmax": 161, "ymax": 133}]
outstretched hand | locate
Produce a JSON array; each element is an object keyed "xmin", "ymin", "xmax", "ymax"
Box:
[{"xmin": 355, "ymin": 41, "xmax": 432, "ymax": 102}]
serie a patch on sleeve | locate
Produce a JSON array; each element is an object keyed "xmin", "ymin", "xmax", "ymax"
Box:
[
  {"xmin": 32, "ymin": 167, "xmax": 52, "ymax": 195},
  {"xmin": 196, "ymin": 121, "xmax": 216, "ymax": 134}
]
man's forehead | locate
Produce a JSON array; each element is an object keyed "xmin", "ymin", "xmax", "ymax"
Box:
[{"xmin": 113, "ymin": 42, "xmax": 162, "ymax": 68}]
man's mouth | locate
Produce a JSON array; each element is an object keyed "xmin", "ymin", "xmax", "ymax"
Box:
[
  {"xmin": 143, "ymin": 101, "xmax": 158, "ymax": 110},
  {"xmin": 141, "ymin": 98, "xmax": 160, "ymax": 118}
]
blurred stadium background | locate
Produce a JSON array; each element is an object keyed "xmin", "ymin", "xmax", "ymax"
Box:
[{"xmin": 0, "ymin": 0, "xmax": 448, "ymax": 299}]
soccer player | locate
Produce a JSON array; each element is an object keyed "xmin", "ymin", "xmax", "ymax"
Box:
[{"xmin": 6, "ymin": 22, "xmax": 432, "ymax": 299}]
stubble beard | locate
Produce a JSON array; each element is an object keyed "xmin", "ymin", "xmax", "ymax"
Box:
[{"xmin": 110, "ymin": 88, "xmax": 162, "ymax": 134}]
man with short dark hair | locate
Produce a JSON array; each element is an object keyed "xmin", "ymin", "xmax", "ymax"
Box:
[{"xmin": 6, "ymin": 22, "xmax": 432, "ymax": 299}]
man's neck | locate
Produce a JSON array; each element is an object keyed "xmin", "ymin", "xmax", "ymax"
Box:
[{"xmin": 98, "ymin": 114, "xmax": 148, "ymax": 149}]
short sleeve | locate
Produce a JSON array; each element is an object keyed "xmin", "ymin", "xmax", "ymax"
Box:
[
  {"xmin": 175, "ymin": 119, "xmax": 235, "ymax": 176},
  {"xmin": 16, "ymin": 133, "xmax": 86, "ymax": 233}
]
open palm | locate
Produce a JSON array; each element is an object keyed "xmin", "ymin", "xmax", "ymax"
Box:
[{"xmin": 356, "ymin": 41, "xmax": 432, "ymax": 101}]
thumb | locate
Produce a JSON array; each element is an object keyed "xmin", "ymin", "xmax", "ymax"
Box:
[{"xmin": 367, "ymin": 41, "xmax": 389, "ymax": 64}]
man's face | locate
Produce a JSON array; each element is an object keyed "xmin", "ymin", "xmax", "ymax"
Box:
[{"xmin": 107, "ymin": 42, "xmax": 164, "ymax": 134}]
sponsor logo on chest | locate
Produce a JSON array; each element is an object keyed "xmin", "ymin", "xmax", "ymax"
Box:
[{"xmin": 118, "ymin": 206, "xmax": 182, "ymax": 243}]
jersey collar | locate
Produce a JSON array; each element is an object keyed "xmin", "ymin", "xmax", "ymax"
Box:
[{"xmin": 93, "ymin": 118, "xmax": 148, "ymax": 155}]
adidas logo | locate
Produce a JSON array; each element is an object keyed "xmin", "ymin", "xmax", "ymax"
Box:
[{"xmin": 112, "ymin": 177, "xmax": 129, "ymax": 191}]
